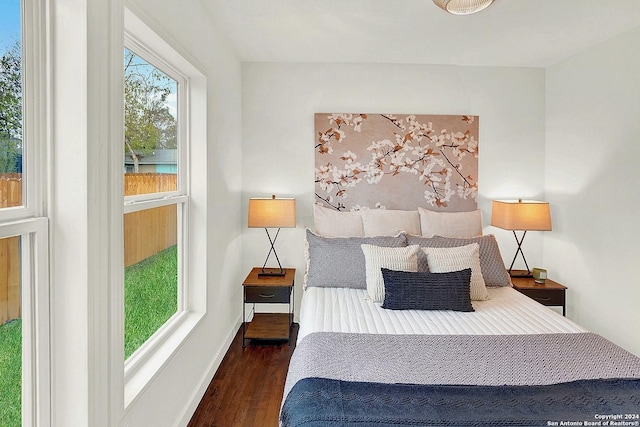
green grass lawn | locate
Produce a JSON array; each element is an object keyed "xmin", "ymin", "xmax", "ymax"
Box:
[
  {"xmin": 0, "ymin": 244, "xmax": 178, "ymax": 426},
  {"xmin": 125, "ymin": 244, "xmax": 178, "ymax": 359},
  {"xmin": 0, "ymin": 319, "xmax": 21, "ymax": 427}
]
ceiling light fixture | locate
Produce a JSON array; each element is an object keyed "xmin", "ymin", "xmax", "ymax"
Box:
[{"xmin": 432, "ymin": 0, "xmax": 494, "ymax": 15}]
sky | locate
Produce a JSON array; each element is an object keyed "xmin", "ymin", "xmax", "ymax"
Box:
[{"xmin": 0, "ymin": 0, "xmax": 21, "ymax": 51}]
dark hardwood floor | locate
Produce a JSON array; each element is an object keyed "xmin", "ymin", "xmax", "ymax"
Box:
[{"xmin": 188, "ymin": 323, "xmax": 298, "ymax": 427}]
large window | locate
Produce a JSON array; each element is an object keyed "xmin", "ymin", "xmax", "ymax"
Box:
[
  {"xmin": 122, "ymin": 10, "xmax": 207, "ymax": 406},
  {"xmin": 123, "ymin": 47, "xmax": 182, "ymax": 360},
  {"xmin": 0, "ymin": 2, "xmax": 49, "ymax": 426}
]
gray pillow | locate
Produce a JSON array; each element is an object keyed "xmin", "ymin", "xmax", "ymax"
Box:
[
  {"xmin": 405, "ymin": 234, "xmax": 511, "ymax": 287},
  {"xmin": 381, "ymin": 268, "xmax": 474, "ymax": 312},
  {"xmin": 306, "ymin": 229, "xmax": 407, "ymax": 289}
]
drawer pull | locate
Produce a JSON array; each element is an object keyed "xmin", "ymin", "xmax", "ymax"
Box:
[
  {"xmin": 259, "ymin": 293, "xmax": 275, "ymax": 298},
  {"xmin": 534, "ymin": 297, "xmax": 551, "ymax": 302}
]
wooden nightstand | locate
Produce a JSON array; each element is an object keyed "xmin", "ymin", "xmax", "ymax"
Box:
[
  {"xmin": 511, "ymin": 276, "xmax": 567, "ymax": 316},
  {"xmin": 242, "ymin": 267, "xmax": 295, "ymax": 347}
]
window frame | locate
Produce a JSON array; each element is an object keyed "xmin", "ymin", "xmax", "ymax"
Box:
[
  {"xmin": 123, "ymin": 196, "xmax": 188, "ymax": 359},
  {"xmin": 123, "ymin": 37, "xmax": 187, "ymax": 204},
  {"xmin": 0, "ymin": 2, "xmax": 39, "ymax": 223},
  {"xmin": 0, "ymin": 218, "xmax": 50, "ymax": 427},
  {"xmin": 122, "ymin": 34, "xmax": 189, "ymax": 375},
  {"xmin": 121, "ymin": 8, "xmax": 207, "ymax": 407},
  {"xmin": 0, "ymin": 0, "xmax": 51, "ymax": 425}
]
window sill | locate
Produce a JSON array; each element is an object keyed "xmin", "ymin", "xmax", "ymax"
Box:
[{"xmin": 124, "ymin": 310, "xmax": 204, "ymax": 408}]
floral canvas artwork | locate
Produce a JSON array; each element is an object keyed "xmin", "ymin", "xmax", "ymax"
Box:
[{"xmin": 315, "ymin": 113, "xmax": 479, "ymax": 212}]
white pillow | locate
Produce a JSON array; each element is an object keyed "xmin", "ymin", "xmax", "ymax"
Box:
[
  {"xmin": 361, "ymin": 244, "xmax": 420, "ymax": 303},
  {"xmin": 361, "ymin": 209, "xmax": 421, "ymax": 237},
  {"xmin": 422, "ymin": 243, "xmax": 489, "ymax": 301},
  {"xmin": 313, "ymin": 204, "xmax": 364, "ymax": 237},
  {"xmin": 418, "ymin": 208, "xmax": 482, "ymax": 238}
]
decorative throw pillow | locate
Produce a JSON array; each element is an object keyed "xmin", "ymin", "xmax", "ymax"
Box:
[
  {"xmin": 305, "ymin": 229, "xmax": 407, "ymax": 289},
  {"xmin": 406, "ymin": 234, "xmax": 511, "ymax": 287},
  {"xmin": 361, "ymin": 244, "xmax": 420, "ymax": 303},
  {"xmin": 313, "ymin": 204, "xmax": 364, "ymax": 237},
  {"xmin": 418, "ymin": 207, "xmax": 483, "ymax": 238},
  {"xmin": 361, "ymin": 209, "xmax": 421, "ymax": 237},
  {"xmin": 381, "ymin": 268, "xmax": 474, "ymax": 312},
  {"xmin": 422, "ymin": 243, "xmax": 490, "ymax": 301}
]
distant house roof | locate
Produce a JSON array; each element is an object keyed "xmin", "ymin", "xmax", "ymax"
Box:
[{"xmin": 124, "ymin": 149, "xmax": 177, "ymax": 165}]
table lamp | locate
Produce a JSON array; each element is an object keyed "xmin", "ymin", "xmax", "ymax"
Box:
[
  {"xmin": 491, "ymin": 199, "xmax": 552, "ymax": 277},
  {"xmin": 248, "ymin": 195, "xmax": 296, "ymax": 276}
]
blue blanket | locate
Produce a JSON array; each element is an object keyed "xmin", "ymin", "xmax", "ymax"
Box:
[{"xmin": 281, "ymin": 377, "xmax": 640, "ymax": 427}]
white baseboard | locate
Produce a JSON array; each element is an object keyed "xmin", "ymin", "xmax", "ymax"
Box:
[{"xmin": 175, "ymin": 316, "xmax": 243, "ymax": 426}]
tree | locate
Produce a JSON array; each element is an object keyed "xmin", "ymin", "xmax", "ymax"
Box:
[
  {"xmin": 0, "ymin": 41, "xmax": 22, "ymax": 173},
  {"xmin": 124, "ymin": 49, "xmax": 177, "ymax": 172}
]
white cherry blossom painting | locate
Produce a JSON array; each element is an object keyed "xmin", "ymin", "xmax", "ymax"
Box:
[{"xmin": 315, "ymin": 113, "xmax": 479, "ymax": 212}]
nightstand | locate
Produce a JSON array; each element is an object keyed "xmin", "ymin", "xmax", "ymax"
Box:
[
  {"xmin": 242, "ymin": 267, "xmax": 295, "ymax": 347},
  {"xmin": 511, "ymin": 276, "xmax": 567, "ymax": 316}
]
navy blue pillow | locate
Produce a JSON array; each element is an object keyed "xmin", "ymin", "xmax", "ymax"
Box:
[{"xmin": 381, "ymin": 268, "xmax": 474, "ymax": 312}]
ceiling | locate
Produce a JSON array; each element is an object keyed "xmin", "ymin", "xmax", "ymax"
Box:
[{"xmin": 200, "ymin": 0, "xmax": 640, "ymax": 68}]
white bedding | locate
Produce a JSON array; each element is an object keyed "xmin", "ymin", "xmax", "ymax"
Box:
[{"xmin": 298, "ymin": 286, "xmax": 586, "ymax": 342}]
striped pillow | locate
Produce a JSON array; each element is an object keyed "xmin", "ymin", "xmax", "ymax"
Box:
[
  {"xmin": 422, "ymin": 243, "xmax": 489, "ymax": 301},
  {"xmin": 361, "ymin": 244, "xmax": 420, "ymax": 303},
  {"xmin": 406, "ymin": 234, "xmax": 511, "ymax": 287}
]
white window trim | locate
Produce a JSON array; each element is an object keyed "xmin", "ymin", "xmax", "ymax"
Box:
[
  {"xmin": 0, "ymin": 0, "xmax": 52, "ymax": 425},
  {"xmin": 0, "ymin": 218, "xmax": 50, "ymax": 427},
  {"xmin": 123, "ymin": 194, "xmax": 187, "ymax": 214},
  {"xmin": 123, "ymin": 35, "xmax": 189, "ymax": 205},
  {"xmin": 123, "ymin": 197, "xmax": 188, "ymax": 363},
  {"xmin": 0, "ymin": 2, "xmax": 42, "ymax": 223},
  {"xmin": 121, "ymin": 8, "xmax": 208, "ymax": 409}
]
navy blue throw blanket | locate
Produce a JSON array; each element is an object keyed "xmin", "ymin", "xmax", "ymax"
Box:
[{"xmin": 280, "ymin": 377, "xmax": 640, "ymax": 427}]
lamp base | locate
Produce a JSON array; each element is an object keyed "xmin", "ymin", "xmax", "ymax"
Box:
[
  {"xmin": 258, "ymin": 268, "xmax": 286, "ymax": 277},
  {"xmin": 509, "ymin": 269, "xmax": 533, "ymax": 278}
]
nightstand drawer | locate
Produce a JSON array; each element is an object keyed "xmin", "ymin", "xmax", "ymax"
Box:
[
  {"xmin": 244, "ymin": 286, "xmax": 290, "ymax": 303},
  {"xmin": 511, "ymin": 276, "xmax": 567, "ymax": 316},
  {"xmin": 517, "ymin": 288, "xmax": 564, "ymax": 306}
]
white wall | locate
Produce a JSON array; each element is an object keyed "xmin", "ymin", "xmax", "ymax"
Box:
[
  {"xmin": 545, "ymin": 27, "xmax": 640, "ymax": 356},
  {"xmin": 241, "ymin": 63, "xmax": 547, "ymax": 314}
]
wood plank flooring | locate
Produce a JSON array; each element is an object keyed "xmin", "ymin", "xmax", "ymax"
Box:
[{"xmin": 188, "ymin": 323, "xmax": 298, "ymax": 427}]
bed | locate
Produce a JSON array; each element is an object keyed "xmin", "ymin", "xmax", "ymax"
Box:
[{"xmin": 279, "ymin": 208, "xmax": 640, "ymax": 427}]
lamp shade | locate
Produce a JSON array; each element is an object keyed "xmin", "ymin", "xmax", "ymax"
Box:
[
  {"xmin": 432, "ymin": 0, "xmax": 494, "ymax": 15},
  {"xmin": 491, "ymin": 200, "xmax": 552, "ymax": 231},
  {"xmin": 248, "ymin": 196, "xmax": 296, "ymax": 228}
]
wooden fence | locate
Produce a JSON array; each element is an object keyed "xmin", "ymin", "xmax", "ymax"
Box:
[
  {"xmin": 124, "ymin": 173, "xmax": 177, "ymax": 196},
  {"xmin": 0, "ymin": 236, "xmax": 20, "ymax": 325},
  {"xmin": 0, "ymin": 173, "xmax": 23, "ymax": 208},
  {"xmin": 1, "ymin": 173, "xmax": 178, "ymax": 325},
  {"xmin": 125, "ymin": 204, "xmax": 177, "ymax": 267}
]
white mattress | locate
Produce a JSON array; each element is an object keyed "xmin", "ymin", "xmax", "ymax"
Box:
[{"xmin": 297, "ymin": 286, "xmax": 586, "ymax": 342}]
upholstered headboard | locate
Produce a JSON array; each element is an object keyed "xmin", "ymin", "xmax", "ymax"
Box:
[{"xmin": 315, "ymin": 113, "xmax": 479, "ymax": 212}]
